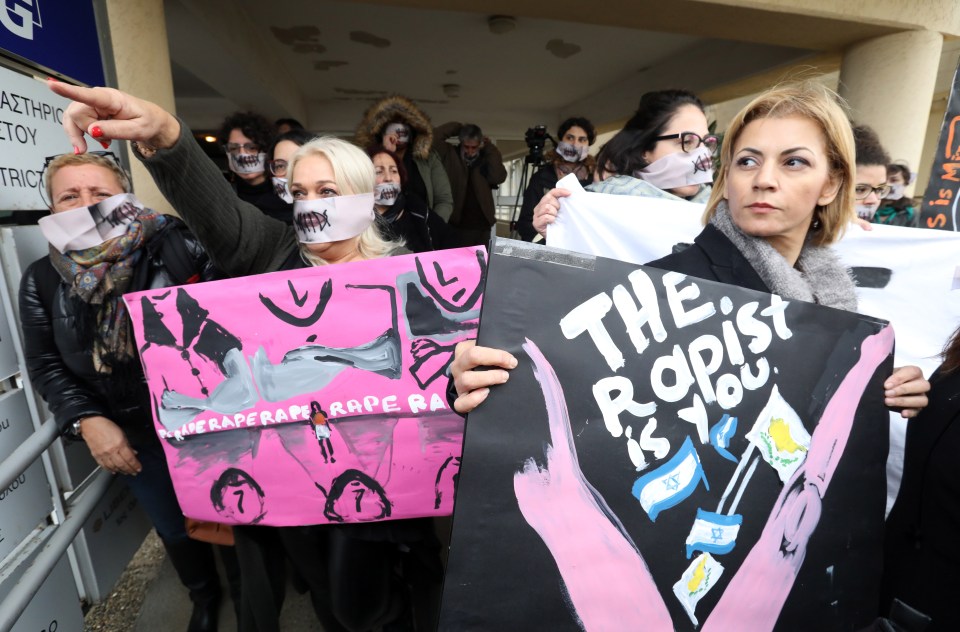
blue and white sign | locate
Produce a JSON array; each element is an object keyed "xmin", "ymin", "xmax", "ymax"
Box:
[{"xmin": 0, "ymin": 0, "xmax": 105, "ymax": 87}]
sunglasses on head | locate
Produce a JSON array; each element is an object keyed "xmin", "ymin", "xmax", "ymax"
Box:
[{"xmin": 40, "ymin": 151, "xmax": 126, "ymax": 209}]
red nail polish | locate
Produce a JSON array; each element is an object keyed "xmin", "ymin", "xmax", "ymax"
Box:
[
  {"xmin": 73, "ymin": 146, "xmax": 81, "ymax": 155},
  {"xmin": 100, "ymin": 140, "xmax": 111, "ymax": 150},
  {"xmin": 91, "ymin": 126, "xmax": 103, "ymax": 138}
]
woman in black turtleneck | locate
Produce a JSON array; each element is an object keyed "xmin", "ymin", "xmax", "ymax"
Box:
[{"xmin": 218, "ymin": 110, "xmax": 292, "ymax": 223}]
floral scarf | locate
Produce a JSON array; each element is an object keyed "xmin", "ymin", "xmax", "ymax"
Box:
[{"xmin": 49, "ymin": 209, "xmax": 168, "ymax": 372}]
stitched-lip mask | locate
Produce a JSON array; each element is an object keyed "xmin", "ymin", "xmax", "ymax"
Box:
[
  {"xmin": 272, "ymin": 176, "xmax": 293, "ymax": 203},
  {"xmin": 39, "ymin": 192, "xmax": 145, "ymax": 253},
  {"xmin": 556, "ymin": 141, "xmax": 589, "ymax": 163},
  {"xmin": 292, "ymin": 193, "xmax": 375, "ymax": 244},
  {"xmin": 228, "ymin": 151, "xmax": 267, "ymax": 175},
  {"xmin": 374, "ymin": 182, "xmax": 401, "ymax": 207},
  {"xmin": 635, "ymin": 145, "xmax": 714, "ymax": 191}
]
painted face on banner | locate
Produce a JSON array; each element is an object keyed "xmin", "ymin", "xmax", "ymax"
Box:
[
  {"xmin": 725, "ymin": 115, "xmax": 840, "ymax": 256},
  {"xmin": 212, "ymin": 470, "xmax": 265, "ymax": 524},
  {"xmin": 327, "ymin": 475, "xmax": 390, "ymax": 522},
  {"xmin": 414, "ymin": 248, "xmax": 486, "ymax": 312},
  {"xmin": 643, "ymin": 105, "xmax": 712, "ymax": 198}
]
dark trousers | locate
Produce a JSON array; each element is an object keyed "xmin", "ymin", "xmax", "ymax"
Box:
[
  {"xmin": 121, "ymin": 438, "xmax": 239, "ymax": 605},
  {"xmin": 234, "ymin": 521, "xmax": 442, "ymax": 632}
]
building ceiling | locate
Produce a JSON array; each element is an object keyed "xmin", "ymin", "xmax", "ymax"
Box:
[{"xmin": 164, "ymin": 0, "xmax": 959, "ymax": 143}]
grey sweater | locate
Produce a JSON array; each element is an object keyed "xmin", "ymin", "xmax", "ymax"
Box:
[{"xmin": 136, "ymin": 119, "xmax": 298, "ymax": 276}]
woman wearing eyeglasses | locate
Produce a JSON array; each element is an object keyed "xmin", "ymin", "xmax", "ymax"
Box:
[
  {"xmin": 19, "ymin": 151, "xmax": 232, "ymax": 632},
  {"xmin": 219, "ymin": 111, "xmax": 292, "ymax": 223},
  {"xmin": 852, "ymin": 125, "xmax": 919, "ymax": 228},
  {"xmin": 266, "ymin": 128, "xmax": 316, "ymax": 218},
  {"xmin": 530, "ymin": 90, "xmax": 717, "ymax": 238}
]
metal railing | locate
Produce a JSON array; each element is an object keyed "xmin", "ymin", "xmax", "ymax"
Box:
[{"xmin": 0, "ymin": 468, "xmax": 111, "ymax": 632}]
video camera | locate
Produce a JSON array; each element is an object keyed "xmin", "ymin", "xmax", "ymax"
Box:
[{"xmin": 524, "ymin": 125, "xmax": 554, "ymax": 165}]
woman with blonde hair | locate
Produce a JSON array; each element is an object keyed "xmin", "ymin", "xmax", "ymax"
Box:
[
  {"xmin": 47, "ymin": 81, "xmax": 437, "ymax": 632},
  {"xmin": 451, "ymin": 80, "xmax": 928, "ymax": 418},
  {"xmin": 20, "ymin": 151, "xmax": 230, "ymax": 632}
]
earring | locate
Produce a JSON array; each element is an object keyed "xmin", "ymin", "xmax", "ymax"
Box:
[{"xmin": 811, "ymin": 206, "xmax": 822, "ymax": 230}]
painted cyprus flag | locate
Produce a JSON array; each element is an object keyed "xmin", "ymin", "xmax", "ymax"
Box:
[
  {"xmin": 673, "ymin": 552, "xmax": 725, "ymax": 626},
  {"xmin": 745, "ymin": 385, "xmax": 811, "ymax": 483},
  {"xmin": 632, "ymin": 436, "xmax": 709, "ymax": 522}
]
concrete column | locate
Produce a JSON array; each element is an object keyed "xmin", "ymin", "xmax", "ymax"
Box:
[
  {"xmin": 839, "ymin": 30, "xmax": 943, "ymax": 196},
  {"xmin": 104, "ymin": 0, "xmax": 176, "ymax": 215}
]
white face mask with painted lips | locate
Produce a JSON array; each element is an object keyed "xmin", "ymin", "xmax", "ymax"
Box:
[
  {"xmin": 292, "ymin": 193, "xmax": 375, "ymax": 244},
  {"xmin": 39, "ymin": 192, "xmax": 144, "ymax": 253},
  {"xmin": 374, "ymin": 182, "xmax": 401, "ymax": 207},
  {"xmin": 272, "ymin": 177, "xmax": 293, "ymax": 203},
  {"xmin": 635, "ymin": 145, "xmax": 714, "ymax": 191},
  {"xmin": 556, "ymin": 141, "xmax": 589, "ymax": 163},
  {"xmin": 227, "ymin": 152, "xmax": 267, "ymax": 175}
]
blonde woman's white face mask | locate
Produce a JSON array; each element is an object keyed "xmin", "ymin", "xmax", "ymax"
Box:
[{"xmin": 292, "ymin": 193, "xmax": 376, "ymax": 244}]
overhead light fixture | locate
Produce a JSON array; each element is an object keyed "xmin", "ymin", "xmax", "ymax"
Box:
[
  {"xmin": 442, "ymin": 84, "xmax": 461, "ymax": 98},
  {"xmin": 203, "ymin": 135, "xmax": 217, "ymax": 143},
  {"xmin": 487, "ymin": 15, "xmax": 516, "ymax": 35}
]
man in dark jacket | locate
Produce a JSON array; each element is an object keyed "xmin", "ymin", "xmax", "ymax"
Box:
[{"xmin": 433, "ymin": 122, "xmax": 507, "ymax": 247}]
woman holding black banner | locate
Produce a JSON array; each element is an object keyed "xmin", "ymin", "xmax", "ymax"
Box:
[
  {"xmin": 48, "ymin": 80, "xmax": 441, "ymax": 632},
  {"xmin": 451, "ymin": 81, "xmax": 928, "ymax": 420}
]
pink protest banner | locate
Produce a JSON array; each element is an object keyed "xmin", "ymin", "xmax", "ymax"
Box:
[{"xmin": 124, "ymin": 247, "xmax": 484, "ymax": 526}]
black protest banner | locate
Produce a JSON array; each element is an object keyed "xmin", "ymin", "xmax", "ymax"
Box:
[
  {"xmin": 920, "ymin": 55, "xmax": 960, "ymax": 230},
  {"xmin": 440, "ymin": 239, "xmax": 893, "ymax": 631}
]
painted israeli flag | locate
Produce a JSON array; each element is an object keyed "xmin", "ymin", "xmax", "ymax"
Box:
[
  {"xmin": 632, "ymin": 436, "xmax": 708, "ymax": 522},
  {"xmin": 709, "ymin": 413, "xmax": 738, "ymax": 463},
  {"xmin": 674, "ymin": 552, "xmax": 725, "ymax": 626},
  {"xmin": 685, "ymin": 508, "xmax": 743, "ymax": 558}
]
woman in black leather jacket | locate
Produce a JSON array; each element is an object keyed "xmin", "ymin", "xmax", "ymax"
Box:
[{"xmin": 19, "ymin": 152, "xmax": 227, "ymax": 632}]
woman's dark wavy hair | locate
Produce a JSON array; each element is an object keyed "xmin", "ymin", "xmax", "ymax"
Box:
[
  {"xmin": 597, "ymin": 89, "xmax": 705, "ymax": 178},
  {"xmin": 852, "ymin": 124, "xmax": 891, "ymax": 168},
  {"xmin": 218, "ymin": 111, "xmax": 275, "ymax": 152}
]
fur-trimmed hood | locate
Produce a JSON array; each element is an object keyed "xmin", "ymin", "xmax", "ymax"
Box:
[{"xmin": 355, "ymin": 95, "xmax": 434, "ymax": 160}]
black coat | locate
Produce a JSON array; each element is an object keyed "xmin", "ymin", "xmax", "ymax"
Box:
[
  {"xmin": 380, "ymin": 192, "xmax": 453, "ymax": 253},
  {"xmin": 235, "ymin": 177, "xmax": 292, "ymax": 225},
  {"xmin": 881, "ymin": 366, "xmax": 960, "ymax": 630},
  {"xmin": 516, "ymin": 164, "xmax": 592, "ymax": 242},
  {"xmin": 645, "ymin": 223, "xmax": 770, "ymax": 293},
  {"xmin": 19, "ymin": 219, "xmax": 216, "ymax": 443}
]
